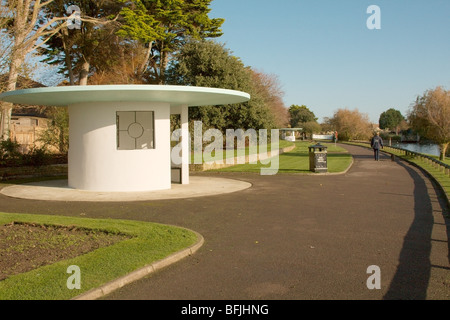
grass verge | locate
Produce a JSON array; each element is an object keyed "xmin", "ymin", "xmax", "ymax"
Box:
[
  {"xmin": 0, "ymin": 165, "xmax": 68, "ymax": 181},
  {"xmin": 190, "ymin": 140, "xmax": 295, "ymax": 164},
  {"xmin": 211, "ymin": 141, "xmax": 353, "ymax": 174},
  {"xmin": 0, "ymin": 212, "xmax": 199, "ymax": 300}
]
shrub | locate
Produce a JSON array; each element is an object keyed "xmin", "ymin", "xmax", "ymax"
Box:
[
  {"xmin": 21, "ymin": 147, "xmax": 51, "ymax": 167},
  {"xmin": 0, "ymin": 139, "xmax": 21, "ymax": 159},
  {"xmin": 0, "ymin": 139, "xmax": 22, "ymax": 166},
  {"xmin": 0, "ymin": 140, "xmax": 53, "ymax": 167}
]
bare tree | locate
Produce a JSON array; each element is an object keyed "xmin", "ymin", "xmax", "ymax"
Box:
[
  {"xmin": 1, "ymin": 0, "xmax": 70, "ymax": 138},
  {"xmin": 0, "ymin": 1, "xmax": 114, "ymax": 139},
  {"xmin": 250, "ymin": 70, "xmax": 288, "ymax": 128},
  {"xmin": 329, "ymin": 108, "xmax": 373, "ymax": 141},
  {"xmin": 0, "ymin": 4, "xmax": 13, "ymax": 92},
  {"xmin": 408, "ymin": 86, "xmax": 449, "ymax": 161}
]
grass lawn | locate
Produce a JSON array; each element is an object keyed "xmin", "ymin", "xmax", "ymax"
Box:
[
  {"xmin": 0, "ymin": 212, "xmax": 199, "ymax": 300},
  {"xmin": 189, "ymin": 139, "xmax": 295, "ymax": 164},
  {"xmin": 210, "ymin": 141, "xmax": 353, "ymax": 174},
  {"xmin": 407, "ymin": 157, "xmax": 450, "ymax": 196},
  {"xmin": 430, "ymin": 155, "xmax": 450, "ymax": 166}
]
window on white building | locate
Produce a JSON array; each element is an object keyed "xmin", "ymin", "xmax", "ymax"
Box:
[{"xmin": 116, "ymin": 111, "xmax": 155, "ymax": 150}]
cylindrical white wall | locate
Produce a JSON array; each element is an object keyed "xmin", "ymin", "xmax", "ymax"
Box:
[{"xmin": 68, "ymin": 101, "xmax": 171, "ymax": 192}]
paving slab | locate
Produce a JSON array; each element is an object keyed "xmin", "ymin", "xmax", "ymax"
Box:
[{"xmin": 0, "ymin": 176, "xmax": 252, "ymax": 202}]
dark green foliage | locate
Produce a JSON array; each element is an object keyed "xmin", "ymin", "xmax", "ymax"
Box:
[
  {"xmin": 167, "ymin": 39, "xmax": 278, "ymax": 132},
  {"xmin": 39, "ymin": 0, "xmax": 225, "ymax": 85},
  {"xmin": 288, "ymin": 105, "xmax": 318, "ymax": 128},
  {"xmin": 379, "ymin": 108, "xmax": 405, "ymax": 133},
  {"xmin": 38, "ymin": 0, "xmax": 124, "ymax": 83},
  {"xmin": 21, "ymin": 147, "xmax": 51, "ymax": 167},
  {"xmin": 0, "ymin": 139, "xmax": 52, "ymax": 167},
  {"xmin": 0, "ymin": 139, "xmax": 21, "ymax": 164},
  {"xmin": 38, "ymin": 107, "xmax": 69, "ymax": 154}
]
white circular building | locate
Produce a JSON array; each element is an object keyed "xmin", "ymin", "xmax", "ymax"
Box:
[{"xmin": 0, "ymin": 85, "xmax": 250, "ymax": 192}]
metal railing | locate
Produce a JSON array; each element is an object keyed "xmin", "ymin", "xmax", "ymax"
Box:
[{"xmin": 383, "ymin": 145, "xmax": 450, "ymax": 177}]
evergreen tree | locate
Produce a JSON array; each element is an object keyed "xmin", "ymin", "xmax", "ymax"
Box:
[
  {"xmin": 379, "ymin": 108, "xmax": 405, "ymax": 134},
  {"xmin": 167, "ymin": 39, "xmax": 279, "ymax": 132},
  {"xmin": 288, "ymin": 105, "xmax": 318, "ymax": 128},
  {"xmin": 40, "ymin": 0, "xmax": 224, "ymax": 85},
  {"xmin": 117, "ymin": 0, "xmax": 224, "ymax": 84},
  {"xmin": 38, "ymin": 0, "xmax": 123, "ymax": 85}
]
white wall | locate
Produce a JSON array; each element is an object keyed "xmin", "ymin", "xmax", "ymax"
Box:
[
  {"xmin": 312, "ymin": 134, "xmax": 334, "ymax": 141},
  {"xmin": 68, "ymin": 101, "xmax": 171, "ymax": 192}
]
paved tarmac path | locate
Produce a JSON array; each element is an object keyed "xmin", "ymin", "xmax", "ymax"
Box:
[{"xmin": 0, "ymin": 144, "xmax": 448, "ymax": 300}]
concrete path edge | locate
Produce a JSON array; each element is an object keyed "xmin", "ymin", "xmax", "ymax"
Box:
[{"xmin": 72, "ymin": 230, "xmax": 205, "ymax": 300}]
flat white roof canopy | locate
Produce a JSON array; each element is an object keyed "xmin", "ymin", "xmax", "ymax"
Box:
[{"xmin": 0, "ymin": 85, "xmax": 250, "ymax": 107}]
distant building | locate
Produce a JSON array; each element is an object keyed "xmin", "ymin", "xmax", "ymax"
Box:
[
  {"xmin": 10, "ymin": 112, "xmax": 50, "ymax": 153},
  {"xmin": 280, "ymin": 128, "xmax": 302, "ymax": 142},
  {"xmin": 1, "ymin": 75, "xmax": 49, "ymax": 152}
]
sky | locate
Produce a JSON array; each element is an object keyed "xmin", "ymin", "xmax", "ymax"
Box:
[{"xmin": 209, "ymin": 0, "xmax": 450, "ymax": 123}]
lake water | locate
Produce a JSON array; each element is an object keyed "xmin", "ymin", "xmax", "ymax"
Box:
[{"xmin": 392, "ymin": 142, "xmax": 440, "ymax": 156}]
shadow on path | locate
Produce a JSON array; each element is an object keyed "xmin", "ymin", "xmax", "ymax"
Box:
[{"xmin": 383, "ymin": 160, "xmax": 449, "ymax": 299}]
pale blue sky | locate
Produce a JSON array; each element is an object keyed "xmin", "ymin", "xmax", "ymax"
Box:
[{"xmin": 210, "ymin": 0, "xmax": 450, "ymax": 123}]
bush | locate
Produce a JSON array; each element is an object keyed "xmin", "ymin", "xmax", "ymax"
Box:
[
  {"xmin": 379, "ymin": 132, "xmax": 401, "ymax": 143},
  {"xmin": 0, "ymin": 140, "xmax": 54, "ymax": 167},
  {"xmin": 0, "ymin": 139, "xmax": 21, "ymax": 159},
  {"xmin": 0, "ymin": 139, "xmax": 22, "ymax": 166},
  {"xmin": 21, "ymin": 147, "xmax": 51, "ymax": 167}
]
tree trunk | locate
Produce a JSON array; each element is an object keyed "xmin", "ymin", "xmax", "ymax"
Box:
[
  {"xmin": 65, "ymin": 54, "xmax": 75, "ymax": 86},
  {"xmin": 1, "ymin": 54, "xmax": 22, "ymax": 140},
  {"xmin": 0, "ymin": 103, "xmax": 13, "ymax": 140},
  {"xmin": 160, "ymin": 52, "xmax": 169, "ymax": 84},
  {"xmin": 158, "ymin": 41, "xmax": 168, "ymax": 84},
  {"xmin": 79, "ymin": 60, "xmax": 90, "ymax": 86},
  {"xmin": 138, "ymin": 42, "xmax": 153, "ymax": 78},
  {"xmin": 0, "ymin": 107, "xmax": 8, "ymax": 140},
  {"xmin": 440, "ymin": 142, "xmax": 448, "ymax": 161},
  {"xmin": 59, "ymin": 124, "xmax": 65, "ymax": 153},
  {"xmin": 61, "ymin": 30, "xmax": 75, "ymax": 85}
]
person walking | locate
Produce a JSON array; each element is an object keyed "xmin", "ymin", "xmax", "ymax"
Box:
[{"xmin": 371, "ymin": 132, "xmax": 384, "ymax": 161}]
